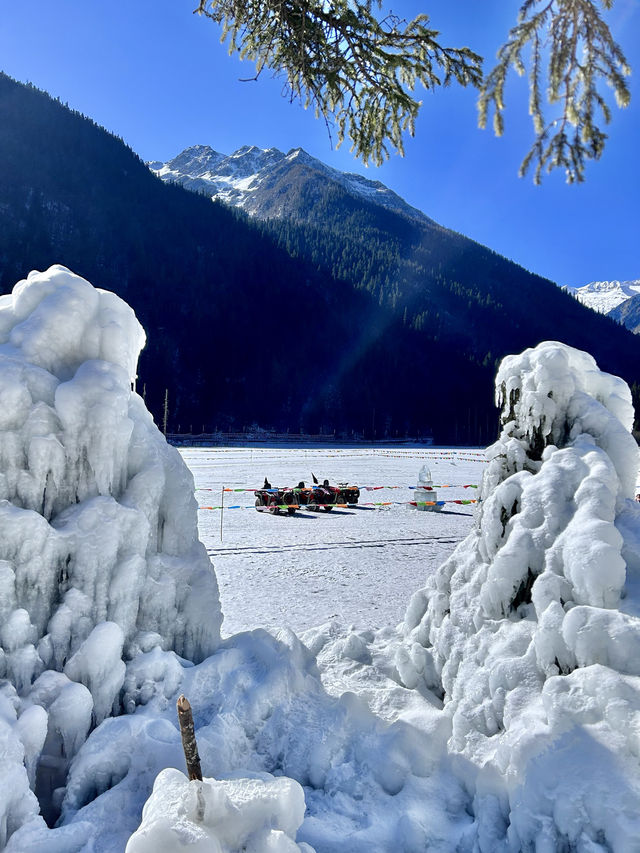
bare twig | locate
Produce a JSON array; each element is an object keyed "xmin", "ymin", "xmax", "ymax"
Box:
[{"xmin": 177, "ymin": 695, "xmax": 203, "ymax": 781}]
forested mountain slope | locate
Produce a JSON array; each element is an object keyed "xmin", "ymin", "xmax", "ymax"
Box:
[
  {"xmin": 2, "ymin": 72, "xmax": 640, "ymax": 443},
  {"xmin": 609, "ymin": 294, "xmax": 640, "ymax": 335}
]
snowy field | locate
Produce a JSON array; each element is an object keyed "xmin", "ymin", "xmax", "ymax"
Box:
[{"xmin": 184, "ymin": 446, "xmax": 485, "ymax": 636}]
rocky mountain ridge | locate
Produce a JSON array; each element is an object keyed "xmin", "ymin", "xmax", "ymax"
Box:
[{"xmin": 149, "ymin": 144, "xmax": 431, "ymax": 224}]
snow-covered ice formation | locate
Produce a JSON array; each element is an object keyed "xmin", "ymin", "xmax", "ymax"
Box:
[
  {"xmin": 0, "ymin": 266, "xmax": 221, "ymax": 843},
  {"xmin": 125, "ymin": 768, "xmax": 314, "ymax": 853},
  {"xmin": 414, "ymin": 463, "xmax": 441, "ymax": 512},
  {"xmin": 400, "ymin": 340, "xmax": 640, "ymax": 850},
  {"xmin": 4, "ymin": 269, "xmax": 640, "ymax": 853},
  {"xmin": 8, "ymin": 622, "xmax": 471, "ymax": 853}
]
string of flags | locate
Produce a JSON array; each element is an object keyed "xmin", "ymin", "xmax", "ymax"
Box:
[
  {"xmin": 358, "ymin": 484, "xmax": 479, "ymax": 490},
  {"xmin": 198, "ymin": 498, "xmax": 478, "ymax": 511},
  {"xmin": 374, "ymin": 455, "xmax": 487, "ymax": 462},
  {"xmin": 188, "ymin": 450, "xmax": 487, "ymax": 462},
  {"xmin": 196, "ymin": 483, "xmax": 479, "ymax": 493}
]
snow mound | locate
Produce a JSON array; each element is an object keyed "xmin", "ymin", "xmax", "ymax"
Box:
[
  {"xmin": 6, "ymin": 627, "xmax": 471, "ymax": 853},
  {"xmin": 125, "ymin": 768, "xmax": 314, "ymax": 853},
  {"xmin": 0, "ymin": 266, "xmax": 221, "ymax": 842},
  {"xmin": 400, "ymin": 340, "xmax": 640, "ymax": 849}
]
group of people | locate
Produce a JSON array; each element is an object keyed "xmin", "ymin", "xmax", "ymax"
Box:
[{"xmin": 263, "ymin": 476, "xmax": 332, "ymax": 491}]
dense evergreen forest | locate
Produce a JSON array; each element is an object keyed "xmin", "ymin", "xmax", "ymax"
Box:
[
  {"xmin": 258, "ymin": 181, "xmax": 633, "ymax": 374},
  {"xmin": 1, "ymin": 72, "xmax": 639, "ymax": 444}
]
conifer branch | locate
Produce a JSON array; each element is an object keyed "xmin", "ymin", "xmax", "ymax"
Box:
[
  {"xmin": 194, "ymin": 0, "xmax": 630, "ymax": 181},
  {"xmin": 195, "ymin": 0, "xmax": 482, "ymax": 165},
  {"xmin": 479, "ymin": 0, "xmax": 631, "ymax": 183}
]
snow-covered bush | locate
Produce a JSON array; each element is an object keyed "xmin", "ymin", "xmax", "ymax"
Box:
[
  {"xmin": 400, "ymin": 341, "xmax": 640, "ymax": 850},
  {"xmin": 0, "ymin": 266, "xmax": 221, "ymax": 841}
]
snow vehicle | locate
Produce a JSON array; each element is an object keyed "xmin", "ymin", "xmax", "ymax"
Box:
[
  {"xmin": 279, "ymin": 481, "xmax": 335, "ymax": 512},
  {"xmin": 308, "ymin": 477, "xmax": 361, "ymax": 510},
  {"xmin": 254, "ymin": 483, "xmax": 327, "ymax": 514},
  {"xmin": 337, "ymin": 483, "xmax": 360, "ymax": 505},
  {"xmin": 304, "ymin": 480, "xmax": 360, "ymax": 510},
  {"xmin": 254, "ymin": 486, "xmax": 296, "ymax": 515},
  {"xmin": 305, "ymin": 483, "xmax": 337, "ymax": 512},
  {"xmin": 255, "ymin": 479, "xmax": 360, "ymax": 514}
]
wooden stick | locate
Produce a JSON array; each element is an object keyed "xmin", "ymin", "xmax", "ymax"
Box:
[{"xmin": 177, "ymin": 695, "xmax": 203, "ymax": 781}]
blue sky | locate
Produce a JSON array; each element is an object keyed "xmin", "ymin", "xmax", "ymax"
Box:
[{"xmin": 1, "ymin": 0, "xmax": 638, "ymax": 287}]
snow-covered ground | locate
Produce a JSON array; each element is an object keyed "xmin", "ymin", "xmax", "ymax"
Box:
[{"xmin": 185, "ymin": 447, "xmax": 483, "ymax": 636}]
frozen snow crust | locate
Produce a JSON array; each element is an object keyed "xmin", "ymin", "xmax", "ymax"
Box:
[
  {"xmin": 0, "ymin": 267, "xmax": 221, "ymax": 844},
  {"xmin": 401, "ymin": 341, "xmax": 640, "ymax": 850}
]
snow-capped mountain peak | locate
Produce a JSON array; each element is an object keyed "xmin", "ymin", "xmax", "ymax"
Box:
[
  {"xmin": 156, "ymin": 144, "xmax": 227, "ymax": 178},
  {"xmin": 565, "ymin": 279, "xmax": 640, "ymax": 314},
  {"xmin": 148, "ymin": 144, "xmax": 431, "ymax": 223}
]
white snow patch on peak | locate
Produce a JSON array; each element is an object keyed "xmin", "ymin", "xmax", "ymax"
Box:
[
  {"xmin": 150, "ymin": 145, "xmax": 287, "ymax": 208},
  {"xmin": 565, "ymin": 278, "xmax": 640, "ymax": 314},
  {"xmin": 0, "ymin": 265, "xmax": 221, "ymax": 844},
  {"xmin": 400, "ymin": 339, "xmax": 640, "ymax": 850}
]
